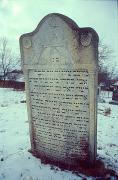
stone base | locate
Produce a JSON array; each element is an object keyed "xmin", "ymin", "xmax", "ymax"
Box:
[
  {"xmin": 109, "ymin": 100, "xmax": 118, "ymax": 105},
  {"xmin": 28, "ymin": 149, "xmax": 117, "ymax": 179},
  {"xmin": 28, "ymin": 148, "xmax": 95, "ymax": 170}
]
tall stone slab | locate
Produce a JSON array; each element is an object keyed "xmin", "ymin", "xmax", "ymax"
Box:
[{"xmin": 20, "ymin": 13, "xmax": 99, "ymax": 166}]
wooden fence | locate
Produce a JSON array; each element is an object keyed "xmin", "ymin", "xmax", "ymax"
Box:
[{"xmin": 0, "ymin": 80, "xmax": 25, "ymax": 90}]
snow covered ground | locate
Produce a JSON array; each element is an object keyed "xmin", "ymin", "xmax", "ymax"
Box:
[
  {"xmin": 98, "ymin": 92, "xmax": 118, "ymax": 171},
  {"xmin": 0, "ymin": 88, "xmax": 118, "ymax": 180}
]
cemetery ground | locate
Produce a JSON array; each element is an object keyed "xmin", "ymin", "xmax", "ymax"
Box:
[{"xmin": 0, "ymin": 88, "xmax": 118, "ymax": 180}]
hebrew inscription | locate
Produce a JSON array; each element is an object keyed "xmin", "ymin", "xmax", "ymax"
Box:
[
  {"xmin": 29, "ymin": 68, "xmax": 89, "ymax": 160},
  {"xmin": 20, "ymin": 13, "xmax": 98, "ymax": 165}
]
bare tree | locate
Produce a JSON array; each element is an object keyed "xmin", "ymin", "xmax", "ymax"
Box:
[
  {"xmin": 0, "ymin": 37, "xmax": 20, "ymax": 85},
  {"xmin": 98, "ymin": 40, "xmax": 114, "ymax": 69},
  {"xmin": 98, "ymin": 40, "xmax": 115, "ymax": 85}
]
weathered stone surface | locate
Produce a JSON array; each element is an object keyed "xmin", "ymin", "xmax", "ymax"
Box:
[{"xmin": 20, "ymin": 13, "xmax": 99, "ymax": 166}]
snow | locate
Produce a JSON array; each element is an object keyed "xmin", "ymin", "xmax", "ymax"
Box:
[
  {"xmin": 0, "ymin": 88, "xmax": 118, "ymax": 179},
  {"xmin": 98, "ymin": 91, "xmax": 118, "ymax": 172}
]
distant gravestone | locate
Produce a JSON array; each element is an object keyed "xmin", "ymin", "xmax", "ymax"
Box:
[
  {"xmin": 20, "ymin": 13, "xmax": 99, "ymax": 166},
  {"xmin": 112, "ymin": 90, "xmax": 118, "ymax": 101},
  {"xmin": 109, "ymin": 89, "xmax": 118, "ymax": 105}
]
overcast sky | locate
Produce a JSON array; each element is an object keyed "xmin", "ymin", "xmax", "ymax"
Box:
[{"xmin": 0, "ymin": 0, "xmax": 118, "ymax": 70}]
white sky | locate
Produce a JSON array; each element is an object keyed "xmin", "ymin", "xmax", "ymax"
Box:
[{"xmin": 0, "ymin": 0, "xmax": 118, "ymax": 70}]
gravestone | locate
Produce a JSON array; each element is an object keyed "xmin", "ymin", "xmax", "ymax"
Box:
[
  {"xmin": 112, "ymin": 89, "xmax": 118, "ymax": 101},
  {"xmin": 20, "ymin": 13, "xmax": 99, "ymax": 166},
  {"xmin": 109, "ymin": 89, "xmax": 118, "ymax": 105}
]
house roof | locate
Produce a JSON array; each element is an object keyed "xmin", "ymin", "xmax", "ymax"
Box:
[
  {"xmin": 99, "ymin": 82, "xmax": 106, "ymax": 86},
  {"xmin": 9, "ymin": 70, "xmax": 23, "ymax": 74},
  {"xmin": 112, "ymin": 81, "xmax": 118, "ymax": 86},
  {"xmin": 16, "ymin": 75, "xmax": 24, "ymax": 82}
]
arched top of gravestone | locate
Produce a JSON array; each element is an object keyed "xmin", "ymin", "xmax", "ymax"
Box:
[{"xmin": 20, "ymin": 13, "xmax": 99, "ymax": 66}]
